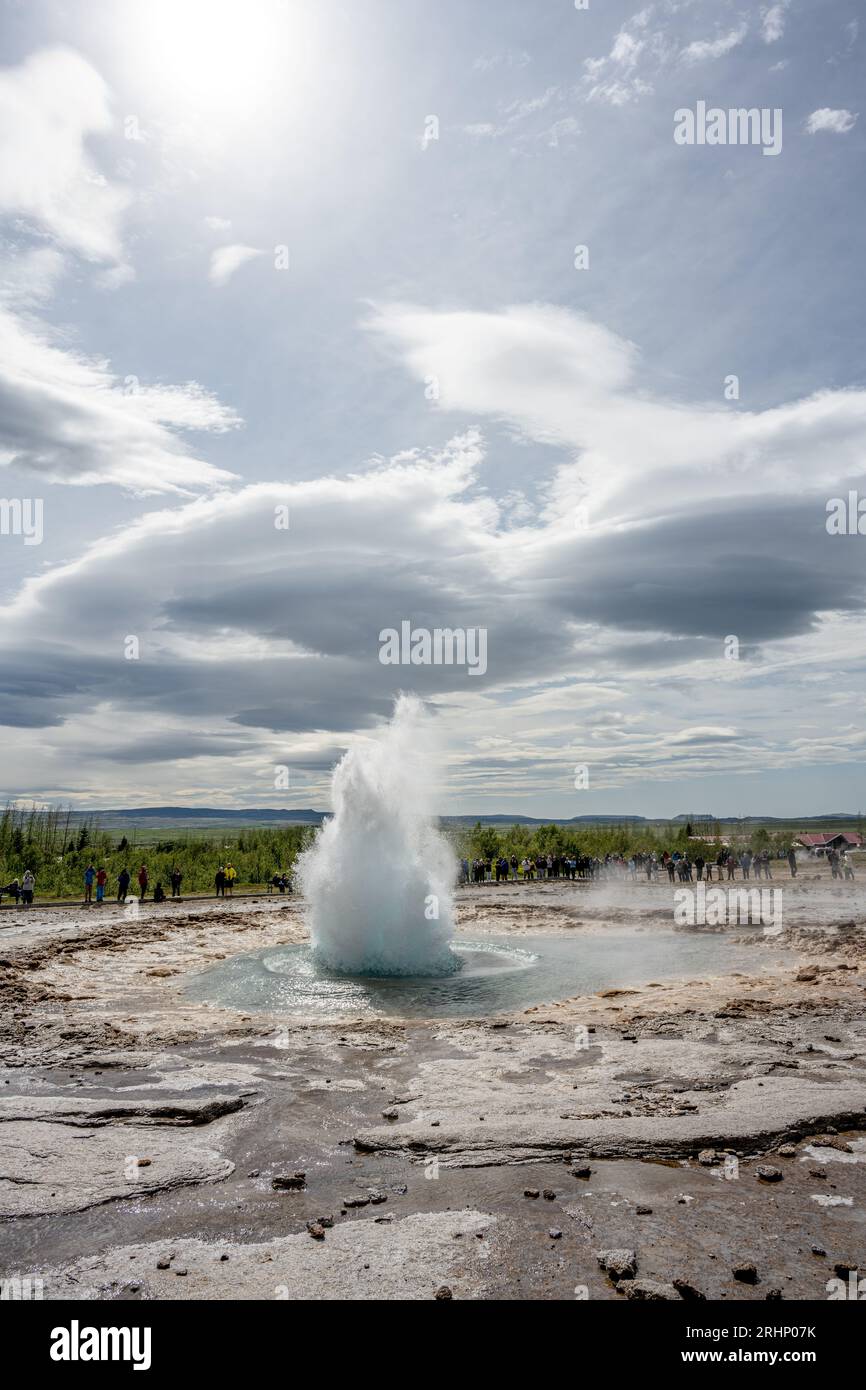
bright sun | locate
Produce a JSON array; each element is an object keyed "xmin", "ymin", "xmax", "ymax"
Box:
[{"xmin": 131, "ymin": 0, "xmax": 301, "ymax": 116}]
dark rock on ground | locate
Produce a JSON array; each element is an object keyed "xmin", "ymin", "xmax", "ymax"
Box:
[
  {"xmin": 756, "ymin": 1165, "xmax": 783, "ymax": 1182},
  {"xmin": 597, "ymin": 1248, "xmax": 637, "ymax": 1282},
  {"xmin": 622, "ymin": 1278, "xmax": 679, "ymax": 1300},
  {"xmin": 271, "ymin": 1171, "xmax": 305, "ymax": 1191},
  {"xmin": 673, "ymin": 1279, "xmax": 705, "ymax": 1300}
]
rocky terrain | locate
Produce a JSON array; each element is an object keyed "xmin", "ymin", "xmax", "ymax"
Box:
[{"xmin": 1, "ymin": 875, "xmax": 864, "ymax": 1300}]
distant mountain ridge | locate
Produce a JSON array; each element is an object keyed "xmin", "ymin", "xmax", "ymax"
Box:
[
  {"xmin": 44, "ymin": 806, "xmax": 865, "ymax": 828},
  {"xmin": 66, "ymin": 806, "xmax": 329, "ymax": 825}
]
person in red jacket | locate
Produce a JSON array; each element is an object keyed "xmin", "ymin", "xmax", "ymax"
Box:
[
  {"xmin": 95, "ymin": 866, "xmax": 108, "ymax": 904},
  {"xmin": 137, "ymin": 864, "xmax": 149, "ymax": 900}
]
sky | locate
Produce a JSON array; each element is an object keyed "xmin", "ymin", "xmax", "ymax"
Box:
[{"xmin": 0, "ymin": 0, "xmax": 864, "ymax": 818}]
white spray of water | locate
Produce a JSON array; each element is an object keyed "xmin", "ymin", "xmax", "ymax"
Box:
[{"xmin": 296, "ymin": 695, "xmax": 458, "ymax": 976}]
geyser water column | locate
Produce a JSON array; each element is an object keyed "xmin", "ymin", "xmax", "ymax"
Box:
[{"xmin": 296, "ymin": 695, "xmax": 459, "ymax": 976}]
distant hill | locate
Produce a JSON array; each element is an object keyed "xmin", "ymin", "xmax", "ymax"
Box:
[
  {"xmin": 440, "ymin": 814, "xmax": 647, "ymax": 826},
  {"xmin": 65, "ymin": 806, "xmax": 329, "ymax": 827},
  {"xmin": 44, "ymin": 806, "xmax": 865, "ymax": 831},
  {"xmin": 672, "ymin": 813, "xmax": 863, "ymax": 825},
  {"xmin": 445, "ymin": 813, "xmax": 864, "ymax": 828}
]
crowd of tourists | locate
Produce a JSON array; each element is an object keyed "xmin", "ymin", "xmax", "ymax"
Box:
[
  {"xmin": 0, "ymin": 841, "xmax": 856, "ymax": 908},
  {"xmin": 462, "ymin": 854, "xmax": 594, "ymax": 883},
  {"xmin": 824, "ymin": 846, "xmax": 855, "ymax": 880},
  {"xmin": 75, "ymin": 862, "xmax": 180, "ymax": 904},
  {"xmin": 267, "ymin": 872, "xmax": 293, "ymax": 894},
  {"xmin": 0, "ymin": 860, "xmax": 295, "ymax": 907},
  {"xmin": 78, "ymin": 863, "xmax": 184, "ymax": 904},
  {"xmin": 460, "ymin": 845, "xmax": 855, "ymax": 886}
]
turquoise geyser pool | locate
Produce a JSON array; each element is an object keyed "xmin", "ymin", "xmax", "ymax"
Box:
[{"xmin": 184, "ymin": 929, "xmax": 780, "ymax": 1020}]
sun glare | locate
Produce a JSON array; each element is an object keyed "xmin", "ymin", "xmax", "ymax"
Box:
[{"xmin": 130, "ymin": 0, "xmax": 303, "ymax": 116}]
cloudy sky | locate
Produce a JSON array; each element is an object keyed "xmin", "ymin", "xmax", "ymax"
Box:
[{"xmin": 0, "ymin": 0, "xmax": 864, "ymax": 818}]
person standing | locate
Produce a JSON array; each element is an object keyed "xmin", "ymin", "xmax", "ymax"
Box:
[
  {"xmin": 225, "ymin": 863, "xmax": 236, "ymax": 895},
  {"xmin": 787, "ymin": 847, "xmax": 797, "ymax": 878},
  {"xmin": 2, "ymin": 877, "xmax": 21, "ymax": 904},
  {"xmin": 137, "ymin": 864, "xmax": 149, "ymax": 900},
  {"xmin": 95, "ymin": 866, "xmax": 107, "ymax": 904},
  {"xmin": 215, "ymin": 866, "xmax": 226, "ymax": 897},
  {"xmin": 117, "ymin": 867, "xmax": 131, "ymax": 902},
  {"xmin": 83, "ymin": 863, "xmax": 95, "ymax": 904},
  {"xmin": 170, "ymin": 866, "xmax": 182, "ymax": 898},
  {"xmin": 21, "ymin": 869, "xmax": 35, "ymax": 907}
]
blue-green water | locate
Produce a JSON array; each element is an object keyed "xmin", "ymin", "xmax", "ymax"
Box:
[{"xmin": 184, "ymin": 930, "xmax": 778, "ymax": 1019}]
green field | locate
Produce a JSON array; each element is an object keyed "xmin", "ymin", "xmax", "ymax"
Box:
[{"xmin": 0, "ymin": 807, "xmax": 313, "ymax": 900}]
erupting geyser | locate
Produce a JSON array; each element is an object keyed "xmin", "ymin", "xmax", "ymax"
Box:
[{"xmin": 296, "ymin": 695, "xmax": 459, "ymax": 976}]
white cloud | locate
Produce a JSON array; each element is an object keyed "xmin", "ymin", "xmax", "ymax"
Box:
[
  {"xmin": 461, "ymin": 87, "xmax": 566, "ymax": 142},
  {"xmin": 368, "ymin": 301, "xmax": 866, "ymax": 518},
  {"xmin": 805, "ymin": 108, "xmax": 858, "ymax": 135},
  {"xmin": 463, "ymin": 121, "xmax": 506, "ymax": 139},
  {"xmin": 0, "ymin": 48, "xmax": 241, "ymax": 494},
  {"xmin": 472, "ymin": 52, "xmax": 531, "ymax": 74},
  {"xmin": 680, "ymin": 25, "xmax": 748, "ymax": 65},
  {"xmin": 609, "ymin": 32, "xmax": 645, "ymax": 71},
  {"xmin": 544, "ymin": 117, "xmax": 580, "ymax": 148},
  {"xmin": 4, "ymin": 306, "xmax": 866, "ymax": 805},
  {"xmin": 0, "ymin": 245, "xmax": 65, "ymax": 307},
  {"xmin": 504, "ymin": 87, "xmax": 560, "ymax": 121},
  {"xmin": 582, "ymin": 10, "xmax": 753, "ymax": 101},
  {"xmin": 580, "ymin": 9, "xmax": 673, "ymax": 105},
  {"xmin": 204, "ymin": 215, "xmax": 233, "ymax": 233},
  {"xmin": 761, "ymin": 3, "xmax": 790, "ymax": 44},
  {"xmin": 584, "ymin": 77, "xmax": 655, "ymax": 107},
  {"xmin": 209, "ymin": 243, "xmax": 265, "ymax": 286},
  {"xmin": 0, "ymin": 48, "xmax": 131, "ymax": 267},
  {"xmin": 0, "ymin": 305, "xmax": 240, "ymax": 491}
]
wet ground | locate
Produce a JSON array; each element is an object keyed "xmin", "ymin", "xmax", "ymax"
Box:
[
  {"xmin": 183, "ymin": 930, "xmax": 791, "ymax": 1019},
  {"xmin": 1, "ymin": 874, "xmax": 865, "ymax": 1300}
]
